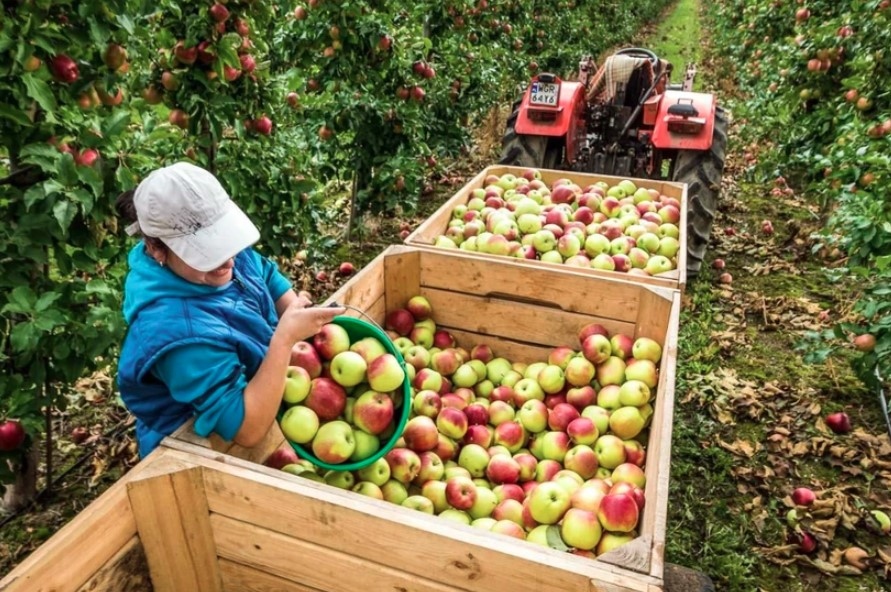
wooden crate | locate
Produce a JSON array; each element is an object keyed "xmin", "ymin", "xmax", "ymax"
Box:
[
  {"xmin": 158, "ymin": 245, "xmax": 681, "ymax": 591},
  {"xmin": 405, "ymin": 164, "xmax": 689, "ymax": 292},
  {"xmin": 1, "ymin": 442, "xmax": 679, "ymax": 592}
]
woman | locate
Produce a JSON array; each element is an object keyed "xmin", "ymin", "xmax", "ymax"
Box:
[{"xmin": 116, "ymin": 162, "xmax": 344, "ymax": 457}]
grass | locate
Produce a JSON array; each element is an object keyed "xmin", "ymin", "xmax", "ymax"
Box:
[{"xmin": 649, "ymin": 0, "xmax": 702, "ymax": 89}]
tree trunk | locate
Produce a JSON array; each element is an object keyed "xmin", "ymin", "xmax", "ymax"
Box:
[{"xmin": 2, "ymin": 442, "xmax": 39, "ymax": 513}]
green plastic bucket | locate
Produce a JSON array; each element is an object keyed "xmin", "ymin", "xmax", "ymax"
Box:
[{"xmin": 278, "ymin": 315, "xmax": 412, "ymax": 472}]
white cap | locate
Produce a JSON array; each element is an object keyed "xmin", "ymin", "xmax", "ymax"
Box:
[{"xmin": 127, "ymin": 162, "xmax": 260, "ymax": 272}]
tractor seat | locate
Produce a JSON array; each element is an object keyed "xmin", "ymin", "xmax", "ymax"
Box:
[
  {"xmin": 586, "ymin": 55, "xmax": 654, "ymax": 106},
  {"xmin": 667, "ymin": 103, "xmax": 699, "ymax": 117}
]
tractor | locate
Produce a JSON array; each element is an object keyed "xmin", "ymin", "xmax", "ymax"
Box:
[{"xmin": 499, "ymin": 47, "xmax": 728, "ymax": 277}]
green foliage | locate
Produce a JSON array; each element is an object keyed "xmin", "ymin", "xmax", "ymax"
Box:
[{"xmin": 708, "ymin": 0, "xmax": 891, "ymax": 386}]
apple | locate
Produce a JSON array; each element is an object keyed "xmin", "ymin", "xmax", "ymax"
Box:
[
  {"xmin": 597, "ymin": 492, "xmax": 640, "ymax": 532},
  {"xmin": 434, "ymin": 433, "xmax": 458, "ymax": 462},
  {"xmin": 350, "ymin": 336, "xmax": 388, "ymax": 364},
  {"xmin": 263, "ymin": 446, "xmax": 300, "ymax": 470},
  {"xmin": 403, "ymin": 345, "xmax": 431, "ymax": 370},
  {"xmin": 611, "ymin": 463, "xmax": 646, "ymax": 489},
  {"xmin": 548, "ymin": 403, "xmax": 581, "ymax": 432},
  {"xmin": 464, "ymin": 403, "xmax": 489, "ymax": 426},
  {"xmin": 457, "ymin": 443, "xmax": 490, "ymax": 478},
  {"xmin": 471, "ymin": 344, "xmax": 495, "ymax": 363},
  {"xmin": 352, "ymin": 390, "xmax": 395, "ymax": 435},
  {"xmin": 468, "ymin": 486, "xmax": 499, "ymax": 519},
  {"xmin": 290, "ymin": 341, "xmax": 323, "ymax": 378},
  {"xmin": 518, "ymin": 399, "xmax": 549, "ymax": 433},
  {"xmin": 350, "ymin": 431, "xmax": 380, "ymax": 462},
  {"xmin": 311, "ymin": 420, "xmax": 355, "ymax": 464},
  {"xmin": 537, "ymin": 365, "xmax": 566, "ymax": 394},
  {"xmin": 305, "ymin": 377, "xmax": 347, "ymax": 421},
  {"xmin": 582, "ymin": 406, "xmax": 611, "ymax": 435},
  {"xmin": 540, "ymin": 431, "xmax": 570, "ymax": 462},
  {"xmin": 871, "ymin": 510, "xmax": 891, "ymax": 534},
  {"xmin": 367, "ymin": 353, "xmax": 406, "ymax": 392},
  {"xmin": 352, "ymin": 481, "xmax": 384, "ymax": 499},
  {"xmin": 406, "ymin": 295, "xmax": 433, "ymax": 320},
  {"xmin": 560, "ymin": 508, "xmax": 602, "ymax": 550},
  {"xmin": 581, "ymin": 334, "xmax": 612, "ymax": 365},
  {"xmin": 313, "ymin": 323, "xmax": 351, "ymax": 360},
  {"xmin": 410, "ymin": 326, "xmax": 434, "ymax": 348},
  {"xmin": 825, "ymin": 412, "xmax": 852, "ymax": 434},
  {"xmin": 279, "ymin": 405, "xmax": 320, "ymax": 444},
  {"xmin": 401, "ymin": 495, "xmax": 435, "ymax": 514},
  {"xmin": 618, "ymin": 380, "xmax": 651, "ymax": 407},
  {"xmin": 644, "ymin": 255, "xmax": 673, "ymax": 276},
  {"xmin": 566, "ymin": 385, "xmax": 596, "ymax": 409},
  {"xmin": 329, "ymin": 351, "xmax": 368, "ymax": 387},
  {"xmin": 527, "ymin": 481, "xmax": 571, "ymax": 524},
  {"xmin": 513, "ymin": 378, "xmax": 545, "ymax": 405},
  {"xmin": 464, "ymin": 424, "xmax": 493, "ymax": 448},
  {"xmin": 564, "ymin": 356, "xmax": 596, "ymax": 387},
  {"xmin": 594, "ymin": 434, "xmax": 627, "ymax": 469},
  {"xmin": 596, "ymin": 384, "xmax": 621, "ymax": 410},
  {"xmin": 791, "ymin": 487, "xmax": 816, "ymax": 507},
  {"xmin": 625, "ymin": 359, "xmax": 658, "ymax": 389},
  {"xmin": 325, "ymin": 469, "xmax": 358, "ymax": 489},
  {"xmin": 596, "ymin": 356, "xmax": 626, "ymax": 386},
  {"xmin": 420, "ymin": 480, "xmax": 448, "ymax": 513},
  {"xmin": 283, "ymin": 366, "xmax": 313, "ymax": 405},
  {"xmin": 492, "ymin": 498, "xmax": 525, "ymax": 525},
  {"xmin": 571, "ymin": 483, "xmax": 607, "ymax": 513},
  {"xmin": 566, "ymin": 417, "xmax": 599, "ymax": 445},
  {"xmin": 622, "ymin": 439, "xmax": 646, "ymax": 466},
  {"xmin": 608, "ymin": 406, "xmax": 646, "ymax": 440},
  {"xmin": 494, "ymin": 421, "xmax": 527, "ymax": 452},
  {"xmin": 385, "ymin": 308, "xmax": 416, "ymax": 336},
  {"xmin": 436, "ymin": 407, "xmax": 469, "ymax": 440},
  {"xmin": 632, "ymin": 337, "xmax": 662, "ymax": 363},
  {"xmin": 488, "ymin": 400, "xmax": 516, "ymax": 426},
  {"xmin": 512, "ymin": 452, "xmax": 538, "ymax": 482},
  {"xmin": 411, "ymin": 389, "xmax": 442, "ymax": 419},
  {"xmin": 490, "ymin": 520, "xmax": 526, "ymax": 540},
  {"xmin": 445, "ymin": 475, "xmax": 478, "ymax": 510},
  {"xmin": 385, "ymin": 447, "xmax": 422, "ymax": 484},
  {"xmin": 597, "ymin": 531, "xmax": 636, "ymax": 555},
  {"xmin": 402, "ymin": 416, "xmax": 439, "ymax": 452},
  {"xmin": 486, "ymin": 454, "xmax": 522, "ymax": 484}
]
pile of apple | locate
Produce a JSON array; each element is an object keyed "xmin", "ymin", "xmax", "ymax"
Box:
[
  {"xmin": 427, "ymin": 169, "xmax": 683, "ymax": 277},
  {"xmin": 279, "ymin": 325, "xmax": 408, "ymax": 465},
  {"xmin": 275, "ymin": 295, "xmax": 663, "ymax": 557}
]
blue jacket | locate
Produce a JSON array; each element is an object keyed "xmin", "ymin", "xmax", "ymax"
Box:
[{"xmin": 117, "ymin": 244, "xmax": 291, "ymax": 457}]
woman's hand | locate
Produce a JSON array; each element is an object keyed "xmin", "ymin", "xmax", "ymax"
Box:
[{"xmin": 275, "ymin": 301, "xmax": 346, "ymax": 346}]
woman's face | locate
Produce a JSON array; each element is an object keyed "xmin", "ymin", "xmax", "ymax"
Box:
[{"xmin": 146, "ymin": 241, "xmax": 234, "ymax": 287}]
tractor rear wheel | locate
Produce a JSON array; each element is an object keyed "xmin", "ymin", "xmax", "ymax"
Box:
[
  {"xmin": 672, "ymin": 106, "xmax": 728, "ymax": 278},
  {"xmin": 499, "ymin": 104, "xmax": 563, "ymax": 169}
]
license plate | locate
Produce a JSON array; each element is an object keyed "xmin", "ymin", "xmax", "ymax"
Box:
[{"xmin": 529, "ymin": 81, "xmax": 560, "ymax": 106}]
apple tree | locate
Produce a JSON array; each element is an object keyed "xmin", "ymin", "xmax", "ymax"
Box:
[{"xmin": 0, "ymin": 0, "xmax": 145, "ymax": 509}]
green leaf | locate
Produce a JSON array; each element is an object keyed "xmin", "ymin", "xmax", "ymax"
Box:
[
  {"xmin": 22, "ymin": 74, "xmax": 58, "ymax": 113},
  {"xmin": 10, "ymin": 322, "xmax": 40, "ymax": 353},
  {"xmin": 3, "ymin": 286, "xmax": 37, "ymax": 314},
  {"xmin": 23, "ymin": 184, "xmax": 46, "ymax": 210},
  {"xmin": 102, "ymin": 109, "xmax": 131, "ymax": 138},
  {"xmin": 0, "ymin": 104, "xmax": 33, "ymax": 126},
  {"xmin": 545, "ymin": 525, "xmax": 570, "ymax": 551},
  {"xmin": 53, "ymin": 199, "xmax": 77, "ymax": 231},
  {"xmin": 85, "ymin": 279, "xmax": 113, "ymax": 295},
  {"xmin": 34, "ymin": 291, "xmax": 62, "ymax": 312},
  {"xmin": 116, "ymin": 14, "xmax": 135, "ymax": 35},
  {"xmin": 58, "ymin": 153, "xmax": 78, "ymax": 186}
]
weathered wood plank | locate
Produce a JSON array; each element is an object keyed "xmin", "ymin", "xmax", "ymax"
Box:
[
  {"xmin": 219, "ymin": 559, "xmax": 325, "ymax": 592},
  {"xmin": 212, "ymin": 514, "xmax": 468, "ymax": 592},
  {"xmin": 202, "ymin": 463, "xmax": 654, "ymax": 592},
  {"xmin": 127, "ymin": 467, "xmax": 222, "ymax": 592},
  {"xmin": 226, "ymin": 422, "xmax": 286, "ymax": 466},
  {"xmin": 75, "ymin": 537, "xmax": 151, "ymax": 592}
]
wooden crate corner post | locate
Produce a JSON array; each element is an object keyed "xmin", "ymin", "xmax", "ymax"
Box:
[{"xmin": 126, "ymin": 466, "xmax": 223, "ymax": 592}]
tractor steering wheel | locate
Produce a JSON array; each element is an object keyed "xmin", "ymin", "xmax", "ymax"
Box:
[{"xmin": 615, "ymin": 47, "xmax": 659, "ymax": 67}]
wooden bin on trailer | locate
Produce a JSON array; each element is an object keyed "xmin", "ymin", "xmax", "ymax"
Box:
[
  {"xmin": 404, "ymin": 165, "xmax": 689, "ymax": 292},
  {"xmin": 1, "ymin": 245, "xmax": 680, "ymax": 592}
]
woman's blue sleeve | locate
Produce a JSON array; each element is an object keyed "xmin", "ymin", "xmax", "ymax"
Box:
[
  {"xmin": 249, "ymin": 249, "xmax": 292, "ymax": 302},
  {"xmin": 153, "ymin": 343, "xmax": 248, "ymax": 442}
]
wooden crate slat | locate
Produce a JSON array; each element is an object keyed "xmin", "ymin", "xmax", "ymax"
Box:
[
  {"xmin": 324, "ymin": 259, "xmax": 387, "ymax": 314},
  {"xmin": 212, "ymin": 514, "xmax": 469, "ymax": 592},
  {"xmin": 0, "ymin": 467, "xmax": 139, "ymax": 592},
  {"xmin": 74, "ymin": 537, "xmax": 151, "ymax": 592},
  {"xmin": 219, "ymin": 559, "xmax": 326, "ymax": 592},
  {"xmin": 421, "ymin": 286, "xmax": 637, "ymax": 351},
  {"xmin": 643, "ymin": 291, "xmax": 681, "ymax": 579},
  {"xmin": 383, "ymin": 249, "xmax": 421, "ymax": 313},
  {"xmin": 202, "ymin": 463, "xmax": 653, "ymax": 592},
  {"xmin": 127, "ymin": 467, "xmax": 222, "ymax": 592},
  {"xmin": 415, "ymin": 248, "xmax": 646, "ymax": 320}
]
